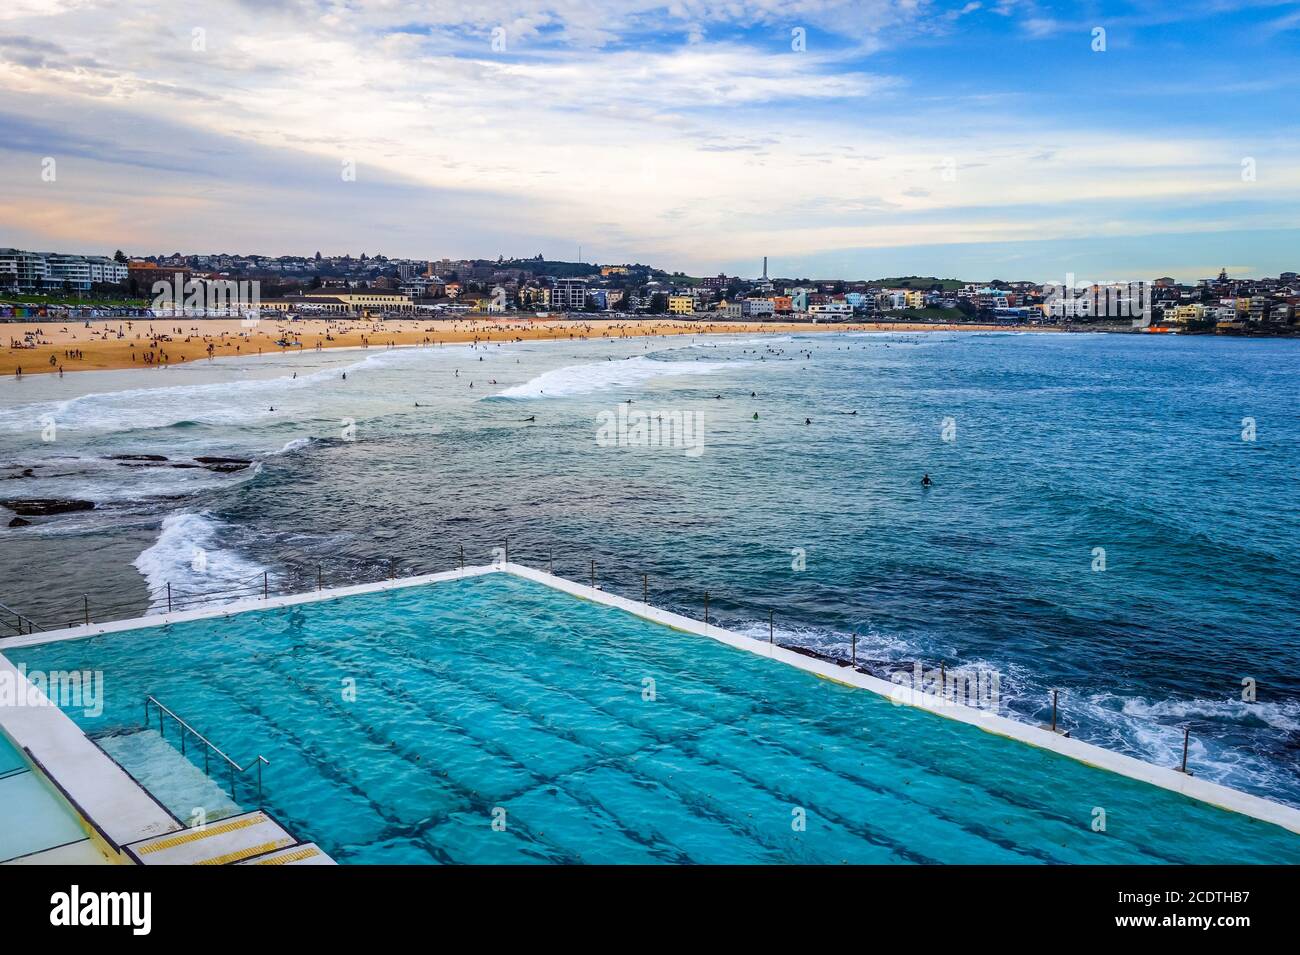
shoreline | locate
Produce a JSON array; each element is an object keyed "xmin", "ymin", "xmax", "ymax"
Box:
[{"xmin": 3, "ymin": 316, "xmax": 1064, "ymax": 377}]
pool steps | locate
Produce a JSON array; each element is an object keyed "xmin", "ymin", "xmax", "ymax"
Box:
[
  {"xmin": 123, "ymin": 810, "xmax": 333, "ymax": 866},
  {"xmin": 95, "ymin": 728, "xmax": 243, "ymax": 822}
]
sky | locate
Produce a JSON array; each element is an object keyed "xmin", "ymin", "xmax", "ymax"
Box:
[{"xmin": 1, "ymin": 0, "xmax": 1298, "ymax": 282}]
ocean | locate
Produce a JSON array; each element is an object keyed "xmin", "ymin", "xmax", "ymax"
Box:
[{"xmin": 1, "ymin": 330, "xmax": 1297, "ymax": 806}]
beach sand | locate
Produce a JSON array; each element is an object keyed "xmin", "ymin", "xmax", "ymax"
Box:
[{"xmin": 2, "ymin": 316, "xmax": 1054, "ymax": 376}]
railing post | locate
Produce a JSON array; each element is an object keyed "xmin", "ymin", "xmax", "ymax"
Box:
[
  {"xmin": 940, "ymin": 661, "xmax": 946, "ymax": 699},
  {"xmin": 262, "ymin": 571, "xmax": 268, "ymax": 599},
  {"xmin": 167, "ymin": 582, "xmax": 172, "ymax": 614},
  {"xmin": 82, "ymin": 594, "xmax": 89, "ymax": 626},
  {"xmin": 1050, "ymin": 689, "xmax": 1058, "ymax": 733},
  {"xmin": 643, "ymin": 574, "xmax": 648, "ymax": 603},
  {"xmin": 590, "ymin": 559, "xmax": 595, "ymax": 589},
  {"xmin": 1179, "ymin": 726, "xmax": 1192, "ymax": 775},
  {"xmin": 703, "ymin": 591, "xmax": 709, "ymax": 627},
  {"xmin": 852, "ymin": 630, "xmax": 857, "ymax": 666},
  {"xmin": 459, "ymin": 545, "xmax": 464, "ymax": 571},
  {"xmin": 388, "ymin": 558, "xmax": 395, "ymax": 580},
  {"xmin": 317, "ymin": 564, "xmax": 322, "ymax": 591},
  {"xmin": 769, "ymin": 610, "xmax": 774, "ymax": 645},
  {"xmin": 504, "ymin": 539, "xmax": 508, "ymax": 565}
]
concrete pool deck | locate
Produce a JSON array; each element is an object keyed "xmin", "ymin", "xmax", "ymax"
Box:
[{"xmin": 2, "ymin": 561, "xmax": 1298, "ymax": 854}]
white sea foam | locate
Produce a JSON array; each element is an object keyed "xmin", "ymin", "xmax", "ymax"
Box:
[
  {"xmin": 496, "ymin": 356, "xmax": 743, "ymax": 399},
  {"xmin": 0, "ymin": 345, "xmax": 449, "ymax": 435},
  {"xmin": 271, "ymin": 437, "xmax": 314, "ymax": 455},
  {"xmin": 133, "ymin": 512, "xmax": 272, "ymax": 612}
]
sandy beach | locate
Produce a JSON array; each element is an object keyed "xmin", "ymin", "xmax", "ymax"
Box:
[{"xmin": 1, "ymin": 316, "xmax": 1056, "ymax": 377}]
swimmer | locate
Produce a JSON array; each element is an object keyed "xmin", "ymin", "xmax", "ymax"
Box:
[{"xmin": 921, "ymin": 473, "xmax": 933, "ymax": 487}]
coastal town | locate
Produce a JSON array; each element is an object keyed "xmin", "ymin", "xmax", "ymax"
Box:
[{"xmin": 3, "ymin": 247, "xmax": 1299, "ymax": 335}]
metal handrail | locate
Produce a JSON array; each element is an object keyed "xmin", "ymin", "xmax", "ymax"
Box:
[
  {"xmin": 144, "ymin": 695, "xmax": 269, "ymax": 804},
  {"xmin": 0, "ymin": 598, "xmax": 45, "ymax": 636}
]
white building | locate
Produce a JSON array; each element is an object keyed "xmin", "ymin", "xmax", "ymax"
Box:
[
  {"xmin": 0, "ymin": 249, "xmax": 127, "ymax": 292},
  {"xmin": 0, "ymin": 249, "xmax": 49, "ymax": 290},
  {"xmin": 551, "ymin": 278, "xmax": 589, "ymax": 311}
]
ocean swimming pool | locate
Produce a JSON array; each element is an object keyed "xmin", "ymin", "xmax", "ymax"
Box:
[{"xmin": 4, "ymin": 570, "xmax": 1298, "ymax": 864}]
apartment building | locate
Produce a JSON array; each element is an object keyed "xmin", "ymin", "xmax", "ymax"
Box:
[
  {"xmin": 0, "ymin": 249, "xmax": 127, "ymax": 292},
  {"xmin": 550, "ymin": 278, "xmax": 589, "ymax": 311}
]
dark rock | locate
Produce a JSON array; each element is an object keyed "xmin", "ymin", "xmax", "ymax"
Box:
[
  {"xmin": 193, "ymin": 456, "xmax": 253, "ymax": 465},
  {"xmin": 6, "ymin": 468, "xmax": 35, "ymax": 479},
  {"xmin": 8, "ymin": 517, "xmax": 31, "ymax": 527},
  {"xmin": 107, "ymin": 454, "xmax": 169, "ymax": 462},
  {"xmin": 1, "ymin": 499, "xmax": 96, "ymax": 516},
  {"xmin": 201, "ymin": 463, "xmax": 250, "ymax": 473}
]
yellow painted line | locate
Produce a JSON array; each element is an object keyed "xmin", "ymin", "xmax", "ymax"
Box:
[
  {"xmin": 248, "ymin": 845, "xmax": 321, "ymax": 865},
  {"xmin": 196, "ymin": 838, "xmax": 293, "ymax": 866},
  {"xmin": 136, "ymin": 814, "xmax": 265, "ymax": 854}
]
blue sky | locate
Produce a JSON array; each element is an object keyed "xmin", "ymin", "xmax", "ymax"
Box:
[{"xmin": 1, "ymin": 0, "xmax": 1298, "ymax": 281}]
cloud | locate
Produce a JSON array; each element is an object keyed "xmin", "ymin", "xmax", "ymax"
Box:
[{"xmin": 0, "ymin": 0, "xmax": 1296, "ymax": 281}]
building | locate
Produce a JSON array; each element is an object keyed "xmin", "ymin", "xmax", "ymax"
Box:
[
  {"xmin": 302, "ymin": 288, "xmax": 413, "ymax": 313},
  {"xmin": 668, "ymin": 294, "xmax": 695, "ymax": 315},
  {"xmin": 741, "ymin": 299, "xmax": 775, "ymax": 319},
  {"xmin": 0, "ymin": 249, "xmax": 127, "ymax": 292},
  {"xmin": 550, "ymin": 278, "xmax": 589, "ymax": 312},
  {"xmin": 0, "ymin": 249, "xmax": 50, "ymax": 291},
  {"xmin": 808, "ymin": 301, "xmax": 853, "ymax": 318}
]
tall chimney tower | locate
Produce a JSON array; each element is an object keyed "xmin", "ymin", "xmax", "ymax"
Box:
[{"xmin": 762, "ymin": 256, "xmax": 768, "ymax": 279}]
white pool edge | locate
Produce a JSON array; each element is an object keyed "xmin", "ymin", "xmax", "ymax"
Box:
[{"xmin": 3, "ymin": 561, "xmax": 1298, "ymax": 841}]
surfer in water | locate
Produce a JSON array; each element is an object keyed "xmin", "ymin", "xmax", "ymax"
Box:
[
  {"xmin": 523, "ymin": 415, "xmax": 535, "ymax": 422},
  {"xmin": 921, "ymin": 473, "xmax": 933, "ymax": 487}
]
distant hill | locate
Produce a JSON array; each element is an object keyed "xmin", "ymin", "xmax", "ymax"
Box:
[{"xmin": 865, "ymin": 276, "xmax": 967, "ymax": 291}]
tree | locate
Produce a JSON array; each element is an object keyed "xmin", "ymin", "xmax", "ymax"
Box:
[{"xmin": 113, "ymin": 249, "xmax": 128, "ymax": 264}]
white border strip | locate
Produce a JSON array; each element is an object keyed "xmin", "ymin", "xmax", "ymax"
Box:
[{"xmin": 3, "ymin": 562, "xmax": 1299, "ymax": 839}]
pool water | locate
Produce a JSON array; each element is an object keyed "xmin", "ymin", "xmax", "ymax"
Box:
[
  {"xmin": 6, "ymin": 573, "xmax": 1298, "ymax": 864},
  {"xmin": 0, "ymin": 733, "xmax": 94, "ymax": 863}
]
